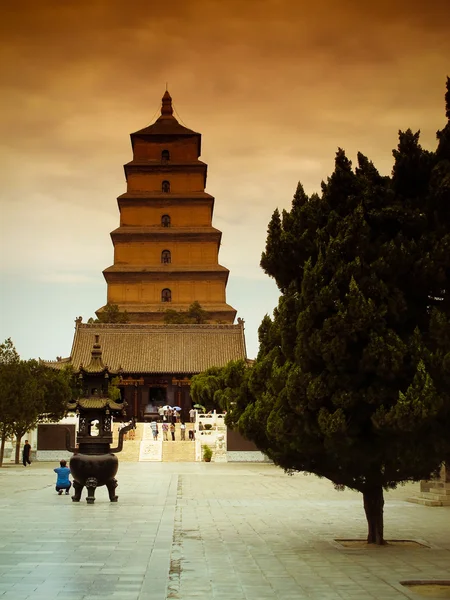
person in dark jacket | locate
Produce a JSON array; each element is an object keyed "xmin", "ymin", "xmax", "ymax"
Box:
[{"xmin": 22, "ymin": 440, "xmax": 31, "ymax": 467}]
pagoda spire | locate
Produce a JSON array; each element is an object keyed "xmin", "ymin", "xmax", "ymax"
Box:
[{"xmin": 161, "ymin": 90, "xmax": 173, "ymax": 117}]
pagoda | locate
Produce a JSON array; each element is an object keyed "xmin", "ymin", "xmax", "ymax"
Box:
[
  {"xmin": 42, "ymin": 91, "xmax": 247, "ymax": 429},
  {"xmin": 98, "ymin": 90, "xmax": 237, "ymax": 323}
]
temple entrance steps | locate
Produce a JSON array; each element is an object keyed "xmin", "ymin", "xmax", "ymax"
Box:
[
  {"xmin": 113, "ymin": 422, "xmax": 197, "ymax": 462},
  {"xmin": 112, "ymin": 422, "xmax": 142, "ymax": 462},
  {"xmin": 116, "ymin": 441, "xmax": 141, "ymax": 462},
  {"xmin": 162, "ymin": 440, "xmax": 196, "ymax": 462}
]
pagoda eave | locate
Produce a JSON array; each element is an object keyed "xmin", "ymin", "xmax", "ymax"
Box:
[
  {"xmin": 117, "ymin": 191, "xmax": 214, "ymax": 201},
  {"xmin": 110, "ymin": 227, "xmax": 222, "ymax": 244},
  {"xmin": 103, "ymin": 268, "xmax": 230, "ymax": 284},
  {"xmin": 96, "ymin": 304, "xmax": 237, "ymax": 324}
]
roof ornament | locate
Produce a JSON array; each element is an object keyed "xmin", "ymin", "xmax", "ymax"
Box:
[
  {"xmin": 161, "ymin": 90, "xmax": 173, "ymax": 117},
  {"xmin": 87, "ymin": 334, "xmax": 105, "ymax": 372}
]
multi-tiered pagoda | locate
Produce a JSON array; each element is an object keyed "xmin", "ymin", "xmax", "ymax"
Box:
[
  {"xmin": 99, "ymin": 90, "xmax": 236, "ymax": 324},
  {"xmin": 43, "ymin": 91, "xmax": 246, "ymax": 425}
]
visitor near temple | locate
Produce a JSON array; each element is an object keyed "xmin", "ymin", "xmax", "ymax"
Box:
[
  {"xmin": 150, "ymin": 420, "xmax": 158, "ymax": 440},
  {"xmin": 22, "ymin": 440, "xmax": 31, "ymax": 467},
  {"xmin": 54, "ymin": 460, "xmax": 71, "ymax": 495}
]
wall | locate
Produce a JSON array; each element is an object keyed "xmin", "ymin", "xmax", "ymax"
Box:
[
  {"xmin": 37, "ymin": 424, "xmax": 76, "ymax": 450},
  {"xmin": 114, "ymin": 241, "xmax": 219, "ymax": 266},
  {"xmin": 127, "ymin": 172, "xmax": 204, "ymax": 193},
  {"xmin": 132, "ymin": 138, "xmax": 199, "ymax": 162},
  {"xmin": 227, "ymin": 428, "xmax": 260, "ymax": 451},
  {"xmin": 120, "ymin": 203, "xmax": 212, "ymax": 227},
  {"xmin": 107, "ymin": 279, "xmax": 226, "ymax": 305},
  {"xmin": 227, "ymin": 451, "xmax": 271, "ymax": 462}
]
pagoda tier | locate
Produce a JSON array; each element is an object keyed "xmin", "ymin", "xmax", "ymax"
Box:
[{"xmin": 98, "ymin": 90, "xmax": 237, "ymax": 324}]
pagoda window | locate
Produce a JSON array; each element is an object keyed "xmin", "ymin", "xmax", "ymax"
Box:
[
  {"xmin": 161, "ymin": 250, "xmax": 171, "ymax": 264},
  {"xmin": 161, "ymin": 149, "xmax": 170, "ymax": 161},
  {"xmin": 161, "ymin": 214, "xmax": 171, "ymax": 227},
  {"xmin": 161, "ymin": 288, "xmax": 172, "ymax": 302},
  {"xmin": 162, "ymin": 180, "xmax": 170, "ymax": 193}
]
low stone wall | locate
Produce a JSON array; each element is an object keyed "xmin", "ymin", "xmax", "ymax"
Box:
[
  {"xmin": 227, "ymin": 451, "xmax": 271, "ymax": 462},
  {"xmin": 36, "ymin": 450, "xmax": 73, "ymax": 463}
]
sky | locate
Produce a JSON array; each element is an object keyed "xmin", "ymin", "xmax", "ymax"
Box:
[{"xmin": 1, "ymin": 0, "xmax": 449, "ymax": 361}]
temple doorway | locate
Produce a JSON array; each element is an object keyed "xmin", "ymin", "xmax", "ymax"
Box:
[
  {"xmin": 142, "ymin": 386, "xmax": 167, "ymax": 421},
  {"xmin": 150, "ymin": 387, "xmax": 166, "ymax": 409}
]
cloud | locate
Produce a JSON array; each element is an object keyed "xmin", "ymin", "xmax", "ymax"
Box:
[{"xmin": 1, "ymin": 0, "xmax": 449, "ymax": 361}]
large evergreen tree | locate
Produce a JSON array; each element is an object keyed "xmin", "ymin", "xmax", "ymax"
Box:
[{"xmin": 192, "ymin": 79, "xmax": 450, "ymax": 545}]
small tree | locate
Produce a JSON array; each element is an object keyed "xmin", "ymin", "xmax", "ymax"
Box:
[
  {"xmin": 163, "ymin": 301, "xmax": 209, "ymax": 324},
  {"xmin": 9, "ymin": 361, "xmax": 73, "ymax": 463},
  {"xmin": 164, "ymin": 309, "xmax": 189, "ymax": 324},
  {"xmin": 0, "ymin": 339, "xmax": 74, "ymax": 465},
  {"xmin": 108, "ymin": 376, "xmax": 122, "ymax": 403},
  {"xmin": 187, "ymin": 301, "xmax": 208, "ymax": 324},
  {"xmin": 0, "ymin": 338, "xmax": 20, "ymax": 465},
  {"xmin": 89, "ymin": 303, "xmax": 129, "ymax": 324}
]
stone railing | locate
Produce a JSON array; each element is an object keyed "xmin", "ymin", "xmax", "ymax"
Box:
[{"xmin": 194, "ymin": 411, "xmax": 227, "ymax": 462}]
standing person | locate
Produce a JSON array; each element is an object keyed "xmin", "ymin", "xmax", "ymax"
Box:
[
  {"xmin": 170, "ymin": 422, "xmax": 175, "ymax": 441},
  {"xmin": 54, "ymin": 459, "xmax": 71, "ymax": 495},
  {"xmin": 150, "ymin": 420, "xmax": 158, "ymax": 441},
  {"xmin": 162, "ymin": 422, "xmax": 169, "ymax": 441},
  {"xmin": 189, "ymin": 408, "xmax": 195, "ymax": 423},
  {"xmin": 180, "ymin": 421, "xmax": 186, "ymax": 441},
  {"xmin": 171, "ymin": 411, "xmax": 177, "ymax": 426},
  {"xmin": 22, "ymin": 440, "xmax": 31, "ymax": 467}
]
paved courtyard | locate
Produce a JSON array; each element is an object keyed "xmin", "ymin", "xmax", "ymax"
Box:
[{"xmin": 0, "ymin": 462, "xmax": 449, "ymax": 600}]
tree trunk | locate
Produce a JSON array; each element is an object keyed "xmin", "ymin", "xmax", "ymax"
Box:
[
  {"xmin": 0, "ymin": 425, "xmax": 6, "ymax": 466},
  {"xmin": 15, "ymin": 436, "xmax": 21, "ymax": 465},
  {"xmin": 363, "ymin": 486, "xmax": 386, "ymax": 545}
]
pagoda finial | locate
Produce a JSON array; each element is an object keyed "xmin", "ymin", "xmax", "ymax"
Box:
[{"xmin": 161, "ymin": 90, "xmax": 173, "ymax": 117}]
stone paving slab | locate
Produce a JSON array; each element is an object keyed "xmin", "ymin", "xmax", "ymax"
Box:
[{"xmin": 0, "ymin": 462, "xmax": 449, "ymax": 599}]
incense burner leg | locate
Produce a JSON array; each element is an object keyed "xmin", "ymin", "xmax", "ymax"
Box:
[
  {"xmin": 106, "ymin": 477, "xmax": 118, "ymax": 502},
  {"xmin": 85, "ymin": 477, "xmax": 98, "ymax": 504},
  {"xmin": 72, "ymin": 480, "xmax": 83, "ymax": 502}
]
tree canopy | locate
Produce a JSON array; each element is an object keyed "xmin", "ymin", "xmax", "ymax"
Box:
[
  {"xmin": 164, "ymin": 301, "xmax": 209, "ymax": 324},
  {"xmin": 0, "ymin": 339, "xmax": 75, "ymax": 465},
  {"xmin": 191, "ymin": 78, "xmax": 450, "ymax": 545},
  {"xmin": 89, "ymin": 303, "xmax": 129, "ymax": 324}
]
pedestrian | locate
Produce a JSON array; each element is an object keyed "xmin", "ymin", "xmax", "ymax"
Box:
[
  {"xmin": 189, "ymin": 408, "xmax": 195, "ymax": 423},
  {"xmin": 150, "ymin": 420, "xmax": 158, "ymax": 441},
  {"xmin": 171, "ymin": 411, "xmax": 177, "ymax": 425},
  {"xmin": 22, "ymin": 440, "xmax": 31, "ymax": 467},
  {"xmin": 170, "ymin": 422, "xmax": 175, "ymax": 441},
  {"xmin": 54, "ymin": 459, "xmax": 71, "ymax": 495},
  {"xmin": 180, "ymin": 421, "xmax": 186, "ymax": 441},
  {"xmin": 162, "ymin": 422, "xmax": 169, "ymax": 441}
]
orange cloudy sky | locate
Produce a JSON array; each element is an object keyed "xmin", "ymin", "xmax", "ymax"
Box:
[{"xmin": 0, "ymin": 0, "xmax": 449, "ymax": 360}]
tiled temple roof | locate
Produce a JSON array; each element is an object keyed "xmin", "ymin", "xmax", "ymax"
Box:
[
  {"xmin": 43, "ymin": 322, "xmax": 247, "ymax": 374},
  {"xmin": 132, "ymin": 117, "xmax": 199, "ymax": 137},
  {"xmin": 67, "ymin": 398, "xmax": 125, "ymax": 410}
]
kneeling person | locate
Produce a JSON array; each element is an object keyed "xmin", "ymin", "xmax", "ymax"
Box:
[{"xmin": 54, "ymin": 459, "xmax": 72, "ymax": 495}]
